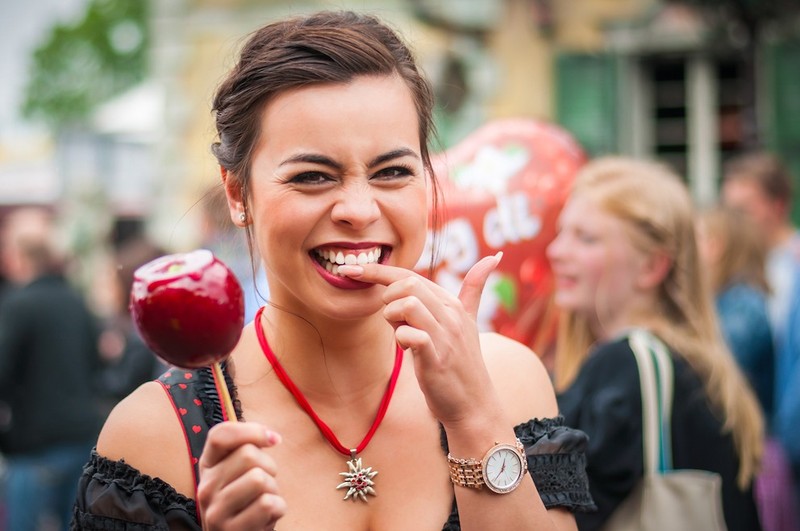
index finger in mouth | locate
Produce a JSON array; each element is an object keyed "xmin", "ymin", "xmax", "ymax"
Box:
[{"xmin": 336, "ymin": 263, "xmax": 417, "ymax": 287}]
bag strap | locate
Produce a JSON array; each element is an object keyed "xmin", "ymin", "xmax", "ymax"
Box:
[{"xmin": 628, "ymin": 329, "xmax": 675, "ymax": 474}]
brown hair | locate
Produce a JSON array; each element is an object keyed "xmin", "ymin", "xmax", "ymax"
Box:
[
  {"xmin": 698, "ymin": 205, "xmax": 770, "ymax": 294},
  {"xmin": 723, "ymin": 151, "xmax": 793, "ymax": 203},
  {"xmin": 210, "ymin": 11, "xmax": 441, "ymax": 271}
]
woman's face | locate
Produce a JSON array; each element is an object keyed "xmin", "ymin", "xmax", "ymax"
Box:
[
  {"xmin": 546, "ymin": 194, "xmax": 648, "ymax": 329},
  {"xmin": 237, "ymin": 74, "xmax": 427, "ymax": 320}
]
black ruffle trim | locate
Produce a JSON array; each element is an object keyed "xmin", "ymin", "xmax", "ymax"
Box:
[
  {"xmin": 529, "ymin": 452, "xmax": 596, "ymax": 512},
  {"xmin": 83, "ymin": 450, "xmax": 197, "ymax": 516},
  {"xmin": 513, "ymin": 415, "xmax": 565, "ymax": 443},
  {"xmin": 71, "ymin": 514, "xmax": 163, "ymax": 531},
  {"xmin": 71, "ymin": 513, "xmax": 169, "ymax": 531}
]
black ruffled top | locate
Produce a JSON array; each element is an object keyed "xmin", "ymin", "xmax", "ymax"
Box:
[{"xmin": 72, "ymin": 368, "xmax": 595, "ymax": 530}]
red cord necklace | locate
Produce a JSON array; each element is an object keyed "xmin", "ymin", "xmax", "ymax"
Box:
[{"xmin": 254, "ymin": 306, "xmax": 403, "ymax": 502}]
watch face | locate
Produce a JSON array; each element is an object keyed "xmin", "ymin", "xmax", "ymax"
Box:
[{"xmin": 482, "ymin": 444, "xmax": 525, "ymax": 494}]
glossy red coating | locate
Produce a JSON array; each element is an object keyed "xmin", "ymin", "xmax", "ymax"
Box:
[{"xmin": 130, "ymin": 249, "xmax": 245, "ymax": 368}]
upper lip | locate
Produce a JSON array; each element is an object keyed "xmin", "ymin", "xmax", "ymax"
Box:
[{"xmin": 315, "ymin": 242, "xmax": 387, "ymax": 250}]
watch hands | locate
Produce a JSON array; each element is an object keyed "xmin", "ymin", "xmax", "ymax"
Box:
[{"xmin": 494, "ymin": 461, "xmax": 507, "ymax": 482}]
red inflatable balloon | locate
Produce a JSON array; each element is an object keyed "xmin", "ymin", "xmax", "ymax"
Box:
[{"xmin": 415, "ymin": 118, "xmax": 586, "ymax": 365}]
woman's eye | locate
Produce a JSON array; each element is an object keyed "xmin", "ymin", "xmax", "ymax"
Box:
[
  {"xmin": 289, "ymin": 172, "xmax": 332, "ymax": 185},
  {"xmin": 373, "ymin": 166, "xmax": 413, "ymax": 180}
]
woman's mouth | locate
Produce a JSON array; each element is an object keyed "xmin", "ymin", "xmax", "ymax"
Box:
[{"xmin": 311, "ymin": 246, "xmax": 386, "ymax": 276}]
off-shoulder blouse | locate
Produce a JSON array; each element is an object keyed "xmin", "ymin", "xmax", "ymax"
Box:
[{"xmin": 72, "ymin": 367, "xmax": 595, "ymax": 529}]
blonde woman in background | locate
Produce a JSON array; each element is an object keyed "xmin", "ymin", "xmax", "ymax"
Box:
[{"xmin": 548, "ymin": 157, "xmax": 764, "ymax": 530}]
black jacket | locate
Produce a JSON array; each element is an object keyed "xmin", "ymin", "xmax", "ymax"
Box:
[
  {"xmin": 0, "ymin": 275, "xmax": 103, "ymax": 454},
  {"xmin": 558, "ymin": 335, "xmax": 761, "ymax": 531}
]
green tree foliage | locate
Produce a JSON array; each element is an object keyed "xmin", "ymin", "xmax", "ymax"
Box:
[{"xmin": 22, "ymin": 0, "xmax": 149, "ymax": 129}]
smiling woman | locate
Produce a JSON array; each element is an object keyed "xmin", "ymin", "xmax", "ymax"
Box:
[
  {"xmin": 71, "ymin": 10, "xmax": 594, "ymax": 530},
  {"xmin": 549, "ymin": 157, "xmax": 764, "ymax": 531}
]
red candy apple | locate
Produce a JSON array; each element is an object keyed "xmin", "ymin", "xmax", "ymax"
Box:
[{"xmin": 130, "ymin": 249, "xmax": 245, "ymax": 369}]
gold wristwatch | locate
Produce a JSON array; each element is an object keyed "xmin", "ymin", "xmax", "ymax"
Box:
[{"xmin": 447, "ymin": 438, "xmax": 528, "ymax": 494}]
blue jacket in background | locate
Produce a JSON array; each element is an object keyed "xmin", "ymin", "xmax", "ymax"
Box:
[{"xmin": 715, "ymin": 282, "xmax": 775, "ymax": 419}]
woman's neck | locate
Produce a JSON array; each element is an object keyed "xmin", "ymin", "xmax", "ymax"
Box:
[
  {"xmin": 588, "ymin": 295, "xmax": 662, "ymax": 342},
  {"xmin": 257, "ymin": 305, "xmax": 400, "ymax": 403}
]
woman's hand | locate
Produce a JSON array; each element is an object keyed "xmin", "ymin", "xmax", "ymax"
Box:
[
  {"xmin": 197, "ymin": 422, "xmax": 286, "ymax": 530},
  {"xmin": 338, "ymin": 253, "xmax": 503, "ymax": 430}
]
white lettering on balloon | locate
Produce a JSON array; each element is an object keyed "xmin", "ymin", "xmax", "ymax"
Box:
[
  {"xmin": 484, "ymin": 193, "xmax": 542, "ymax": 248},
  {"xmin": 417, "ymin": 192, "xmax": 542, "ymax": 273},
  {"xmin": 415, "ymin": 192, "xmax": 543, "ymax": 333}
]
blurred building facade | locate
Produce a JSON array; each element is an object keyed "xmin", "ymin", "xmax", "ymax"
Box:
[
  {"xmin": 2, "ymin": 0, "xmax": 799, "ymax": 258},
  {"xmin": 147, "ymin": 0, "xmax": 800, "ymax": 249}
]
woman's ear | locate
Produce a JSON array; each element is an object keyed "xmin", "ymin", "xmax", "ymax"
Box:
[
  {"xmin": 221, "ymin": 167, "xmax": 248, "ymax": 227},
  {"xmin": 636, "ymin": 250, "xmax": 672, "ymax": 290}
]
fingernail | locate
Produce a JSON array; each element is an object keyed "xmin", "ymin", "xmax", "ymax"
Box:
[
  {"xmin": 266, "ymin": 430, "xmax": 282, "ymax": 445},
  {"xmin": 494, "ymin": 251, "xmax": 504, "ymax": 264},
  {"xmin": 337, "ymin": 265, "xmax": 364, "ymax": 277}
]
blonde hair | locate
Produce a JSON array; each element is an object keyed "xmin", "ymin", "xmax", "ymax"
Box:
[
  {"xmin": 554, "ymin": 157, "xmax": 763, "ymax": 488},
  {"xmin": 698, "ymin": 205, "xmax": 770, "ymax": 294}
]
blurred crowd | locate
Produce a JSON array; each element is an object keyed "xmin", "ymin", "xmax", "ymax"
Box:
[
  {"xmin": 0, "ymin": 148, "xmax": 798, "ymax": 529},
  {"xmin": 0, "ymin": 186, "xmax": 266, "ymax": 530}
]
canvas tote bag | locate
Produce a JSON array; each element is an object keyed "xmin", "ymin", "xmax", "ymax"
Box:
[{"xmin": 602, "ymin": 329, "xmax": 727, "ymax": 531}]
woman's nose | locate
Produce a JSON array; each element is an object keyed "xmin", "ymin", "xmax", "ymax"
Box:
[
  {"xmin": 546, "ymin": 234, "xmax": 563, "ymax": 263},
  {"xmin": 330, "ymin": 182, "xmax": 381, "ymax": 229}
]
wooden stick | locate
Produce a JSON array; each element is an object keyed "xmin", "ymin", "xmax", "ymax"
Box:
[{"xmin": 212, "ymin": 361, "xmax": 238, "ymax": 422}]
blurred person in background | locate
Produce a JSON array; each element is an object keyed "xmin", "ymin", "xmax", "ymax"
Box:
[
  {"xmin": 549, "ymin": 157, "xmax": 764, "ymax": 530},
  {"xmin": 0, "ymin": 207, "xmax": 104, "ymax": 531},
  {"xmin": 95, "ymin": 236, "xmax": 169, "ymax": 417},
  {"xmin": 722, "ymin": 152, "xmax": 800, "ymax": 510},
  {"xmin": 722, "ymin": 152, "xmax": 800, "ymax": 344},
  {"xmin": 697, "ymin": 205, "xmax": 799, "ymax": 530},
  {"xmin": 696, "ymin": 205, "xmax": 774, "ymax": 416}
]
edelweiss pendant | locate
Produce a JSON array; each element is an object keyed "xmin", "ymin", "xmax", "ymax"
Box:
[{"xmin": 336, "ymin": 455, "xmax": 378, "ymax": 502}]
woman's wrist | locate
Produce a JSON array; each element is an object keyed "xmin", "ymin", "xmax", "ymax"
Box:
[{"xmin": 441, "ymin": 403, "xmax": 517, "ymax": 458}]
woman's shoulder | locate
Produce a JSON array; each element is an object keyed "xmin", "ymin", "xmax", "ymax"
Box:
[
  {"xmin": 575, "ymin": 336, "xmax": 640, "ymax": 382},
  {"xmin": 479, "ymin": 332, "xmax": 558, "ymax": 420},
  {"xmin": 558, "ymin": 335, "xmax": 642, "ymax": 415},
  {"xmin": 96, "ymin": 379, "xmax": 196, "ymax": 498}
]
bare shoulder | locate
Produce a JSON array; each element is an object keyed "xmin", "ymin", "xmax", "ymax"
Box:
[
  {"xmin": 96, "ymin": 380, "xmax": 195, "ymax": 497},
  {"xmin": 479, "ymin": 332, "xmax": 558, "ymax": 421}
]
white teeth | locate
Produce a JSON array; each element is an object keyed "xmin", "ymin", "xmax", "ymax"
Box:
[{"xmin": 315, "ymin": 246, "xmax": 384, "ymax": 276}]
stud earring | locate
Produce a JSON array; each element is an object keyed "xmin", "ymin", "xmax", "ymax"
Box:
[{"xmin": 239, "ymin": 212, "xmax": 247, "ymax": 223}]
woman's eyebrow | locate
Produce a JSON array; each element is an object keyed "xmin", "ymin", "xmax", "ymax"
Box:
[
  {"xmin": 278, "ymin": 148, "xmax": 419, "ymax": 170},
  {"xmin": 279, "ymin": 153, "xmax": 342, "ymax": 170},
  {"xmin": 367, "ymin": 148, "xmax": 420, "ymax": 168}
]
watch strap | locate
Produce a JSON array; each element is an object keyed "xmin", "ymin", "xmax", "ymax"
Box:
[{"xmin": 447, "ymin": 438, "xmax": 527, "ymax": 490}]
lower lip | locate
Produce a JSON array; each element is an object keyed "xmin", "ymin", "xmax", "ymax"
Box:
[
  {"xmin": 310, "ymin": 256, "xmax": 374, "ymax": 290},
  {"xmin": 554, "ymin": 277, "xmax": 577, "ymax": 290}
]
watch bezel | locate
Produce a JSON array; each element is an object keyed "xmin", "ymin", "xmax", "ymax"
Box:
[{"xmin": 481, "ymin": 442, "xmax": 526, "ymax": 494}]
